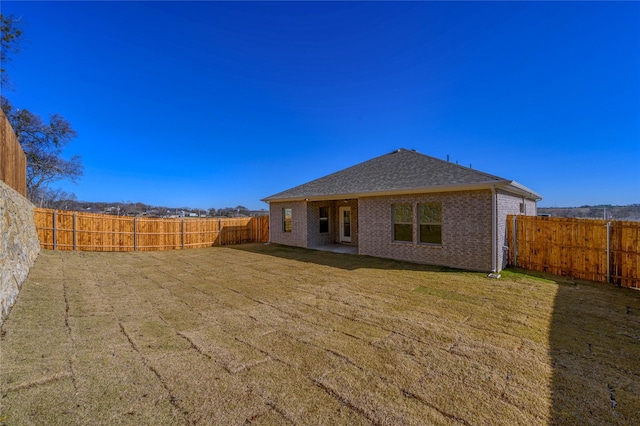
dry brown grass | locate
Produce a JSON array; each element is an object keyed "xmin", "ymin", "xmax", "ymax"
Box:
[{"xmin": 1, "ymin": 243, "xmax": 639, "ymax": 425}]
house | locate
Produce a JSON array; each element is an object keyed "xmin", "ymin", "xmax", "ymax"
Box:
[{"xmin": 262, "ymin": 149, "xmax": 541, "ymax": 273}]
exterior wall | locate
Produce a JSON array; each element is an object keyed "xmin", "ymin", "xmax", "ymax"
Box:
[
  {"xmin": 269, "ymin": 190, "xmax": 537, "ymax": 272},
  {"xmin": 496, "ymin": 191, "xmax": 537, "ymax": 271},
  {"xmin": 525, "ymin": 198, "xmax": 537, "ymax": 216},
  {"xmin": 1, "ymin": 180, "xmax": 40, "ymax": 325},
  {"xmin": 268, "ymin": 201, "xmax": 308, "ymax": 248},
  {"xmin": 271, "ymin": 199, "xmax": 359, "ymax": 248},
  {"xmin": 358, "ymin": 191, "xmax": 493, "ymax": 271},
  {"xmin": 307, "ymin": 201, "xmax": 335, "ymax": 247}
]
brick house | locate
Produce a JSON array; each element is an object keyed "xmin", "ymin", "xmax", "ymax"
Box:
[{"xmin": 262, "ymin": 149, "xmax": 541, "ymax": 273}]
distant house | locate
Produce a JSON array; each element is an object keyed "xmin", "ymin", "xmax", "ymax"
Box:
[{"xmin": 262, "ymin": 149, "xmax": 541, "ymax": 273}]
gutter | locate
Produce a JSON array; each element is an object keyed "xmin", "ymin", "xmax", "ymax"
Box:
[
  {"xmin": 504, "ymin": 180, "xmax": 543, "ymax": 201},
  {"xmin": 488, "ymin": 185, "xmax": 501, "ymax": 279},
  {"xmin": 262, "ymin": 180, "xmax": 514, "ymax": 203}
]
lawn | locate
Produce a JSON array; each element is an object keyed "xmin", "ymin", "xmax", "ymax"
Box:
[{"xmin": 1, "ymin": 244, "xmax": 639, "ymax": 425}]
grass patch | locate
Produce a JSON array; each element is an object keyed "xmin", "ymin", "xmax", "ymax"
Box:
[
  {"xmin": 412, "ymin": 285, "xmax": 482, "ymax": 305},
  {"xmin": 1, "ymin": 244, "xmax": 639, "ymax": 425},
  {"xmin": 500, "ymin": 268, "xmax": 573, "ymax": 285}
]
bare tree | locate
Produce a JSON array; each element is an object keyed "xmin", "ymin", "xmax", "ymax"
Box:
[
  {"xmin": 1, "ymin": 13, "xmax": 23, "ymax": 89},
  {"xmin": 32, "ymin": 187, "xmax": 78, "ymax": 210},
  {"xmin": 1, "ymin": 96, "xmax": 83, "ymax": 202}
]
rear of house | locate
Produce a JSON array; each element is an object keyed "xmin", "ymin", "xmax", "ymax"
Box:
[{"xmin": 263, "ymin": 149, "xmax": 540, "ymax": 273}]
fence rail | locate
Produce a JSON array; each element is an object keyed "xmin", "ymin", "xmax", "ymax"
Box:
[
  {"xmin": 34, "ymin": 208, "xmax": 269, "ymax": 251},
  {"xmin": 507, "ymin": 215, "xmax": 639, "ymax": 289},
  {"xmin": 0, "ymin": 109, "xmax": 27, "ymax": 196}
]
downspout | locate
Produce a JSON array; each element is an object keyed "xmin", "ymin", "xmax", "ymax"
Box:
[{"xmin": 488, "ymin": 185, "xmax": 500, "ymax": 278}]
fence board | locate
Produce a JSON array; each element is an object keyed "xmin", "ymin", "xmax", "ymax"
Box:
[
  {"xmin": 0, "ymin": 109, "xmax": 27, "ymax": 196},
  {"xmin": 508, "ymin": 215, "xmax": 639, "ymax": 289},
  {"xmin": 33, "ymin": 208, "xmax": 269, "ymax": 251}
]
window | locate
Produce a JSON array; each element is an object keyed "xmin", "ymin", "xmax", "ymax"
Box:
[
  {"xmin": 319, "ymin": 207, "xmax": 329, "ymax": 233},
  {"xmin": 282, "ymin": 208, "xmax": 292, "ymax": 232},
  {"xmin": 419, "ymin": 203, "xmax": 442, "ymax": 244},
  {"xmin": 392, "ymin": 205, "xmax": 413, "ymax": 242}
]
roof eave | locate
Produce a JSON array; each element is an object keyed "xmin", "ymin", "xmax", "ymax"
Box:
[
  {"xmin": 261, "ymin": 180, "xmax": 524, "ymax": 203},
  {"xmin": 501, "ymin": 181, "xmax": 543, "ymax": 201}
]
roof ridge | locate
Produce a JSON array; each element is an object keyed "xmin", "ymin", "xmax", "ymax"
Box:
[{"xmin": 393, "ymin": 148, "xmax": 507, "ymax": 181}]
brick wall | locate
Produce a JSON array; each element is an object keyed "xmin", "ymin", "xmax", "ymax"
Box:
[
  {"xmin": 268, "ymin": 201, "xmax": 308, "ymax": 247},
  {"xmin": 270, "ymin": 200, "xmax": 359, "ymax": 248},
  {"xmin": 306, "ymin": 201, "xmax": 334, "ymax": 247},
  {"xmin": 496, "ymin": 191, "xmax": 537, "ymax": 270},
  {"xmin": 269, "ymin": 190, "xmax": 537, "ymax": 272},
  {"xmin": 358, "ymin": 191, "xmax": 494, "ymax": 271}
]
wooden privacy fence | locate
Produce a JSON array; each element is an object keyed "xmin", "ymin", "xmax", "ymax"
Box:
[
  {"xmin": 507, "ymin": 215, "xmax": 639, "ymax": 289},
  {"xmin": 0, "ymin": 109, "xmax": 27, "ymax": 196},
  {"xmin": 34, "ymin": 208, "xmax": 269, "ymax": 251}
]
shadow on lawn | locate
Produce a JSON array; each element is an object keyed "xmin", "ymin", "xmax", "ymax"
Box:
[
  {"xmin": 230, "ymin": 242, "xmax": 466, "ymax": 273},
  {"xmin": 501, "ymin": 268, "xmax": 640, "ymax": 425},
  {"xmin": 546, "ymin": 273, "xmax": 640, "ymax": 425}
]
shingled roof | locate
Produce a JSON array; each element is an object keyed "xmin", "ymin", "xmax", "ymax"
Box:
[{"xmin": 262, "ymin": 149, "xmax": 541, "ymax": 202}]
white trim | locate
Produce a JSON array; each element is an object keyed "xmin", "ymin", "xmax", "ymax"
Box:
[{"xmin": 339, "ymin": 206, "xmax": 352, "ymax": 243}]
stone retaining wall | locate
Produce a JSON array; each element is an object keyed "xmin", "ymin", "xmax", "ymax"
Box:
[{"xmin": 0, "ymin": 180, "xmax": 40, "ymax": 325}]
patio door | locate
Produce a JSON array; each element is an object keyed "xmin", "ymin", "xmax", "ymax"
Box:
[{"xmin": 339, "ymin": 206, "xmax": 351, "ymax": 243}]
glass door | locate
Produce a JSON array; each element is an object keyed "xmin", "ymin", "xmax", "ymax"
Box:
[{"xmin": 339, "ymin": 206, "xmax": 351, "ymax": 242}]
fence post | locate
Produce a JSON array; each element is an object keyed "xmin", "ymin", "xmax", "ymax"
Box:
[
  {"xmin": 250, "ymin": 217, "xmax": 253, "ymax": 243},
  {"xmin": 133, "ymin": 217, "xmax": 137, "ymax": 251},
  {"xmin": 606, "ymin": 221, "xmax": 611, "ymax": 283},
  {"xmin": 219, "ymin": 218, "xmax": 222, "ymax": 246},
  {"xmin": 52, "ymin": 210, "xmax": 57, "ymax": 250},
  {"xmin": 181, "ymin": 219, "xmax": 185, "ymax": 249},
  {"xmin": 73, "ymin": 213, "xmax": 77, "ymax": 250},
  {"xmin": 512, "ymin": 216, "xmax": 517, "ymax": 266}
]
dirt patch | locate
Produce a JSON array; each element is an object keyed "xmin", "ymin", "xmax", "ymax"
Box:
[{"xmin": 1, "ymin": 244, "xmax": 639, "ymax": 425}]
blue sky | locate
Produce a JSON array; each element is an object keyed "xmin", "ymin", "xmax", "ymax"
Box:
[{"xmin": 3, "ymin": 1, "xmax": 639, "ymax": 210}]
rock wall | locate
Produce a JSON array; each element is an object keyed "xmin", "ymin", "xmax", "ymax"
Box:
[{"xmin": 0, "ymin": 180, "xmax": 40, "ymax": 325}]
